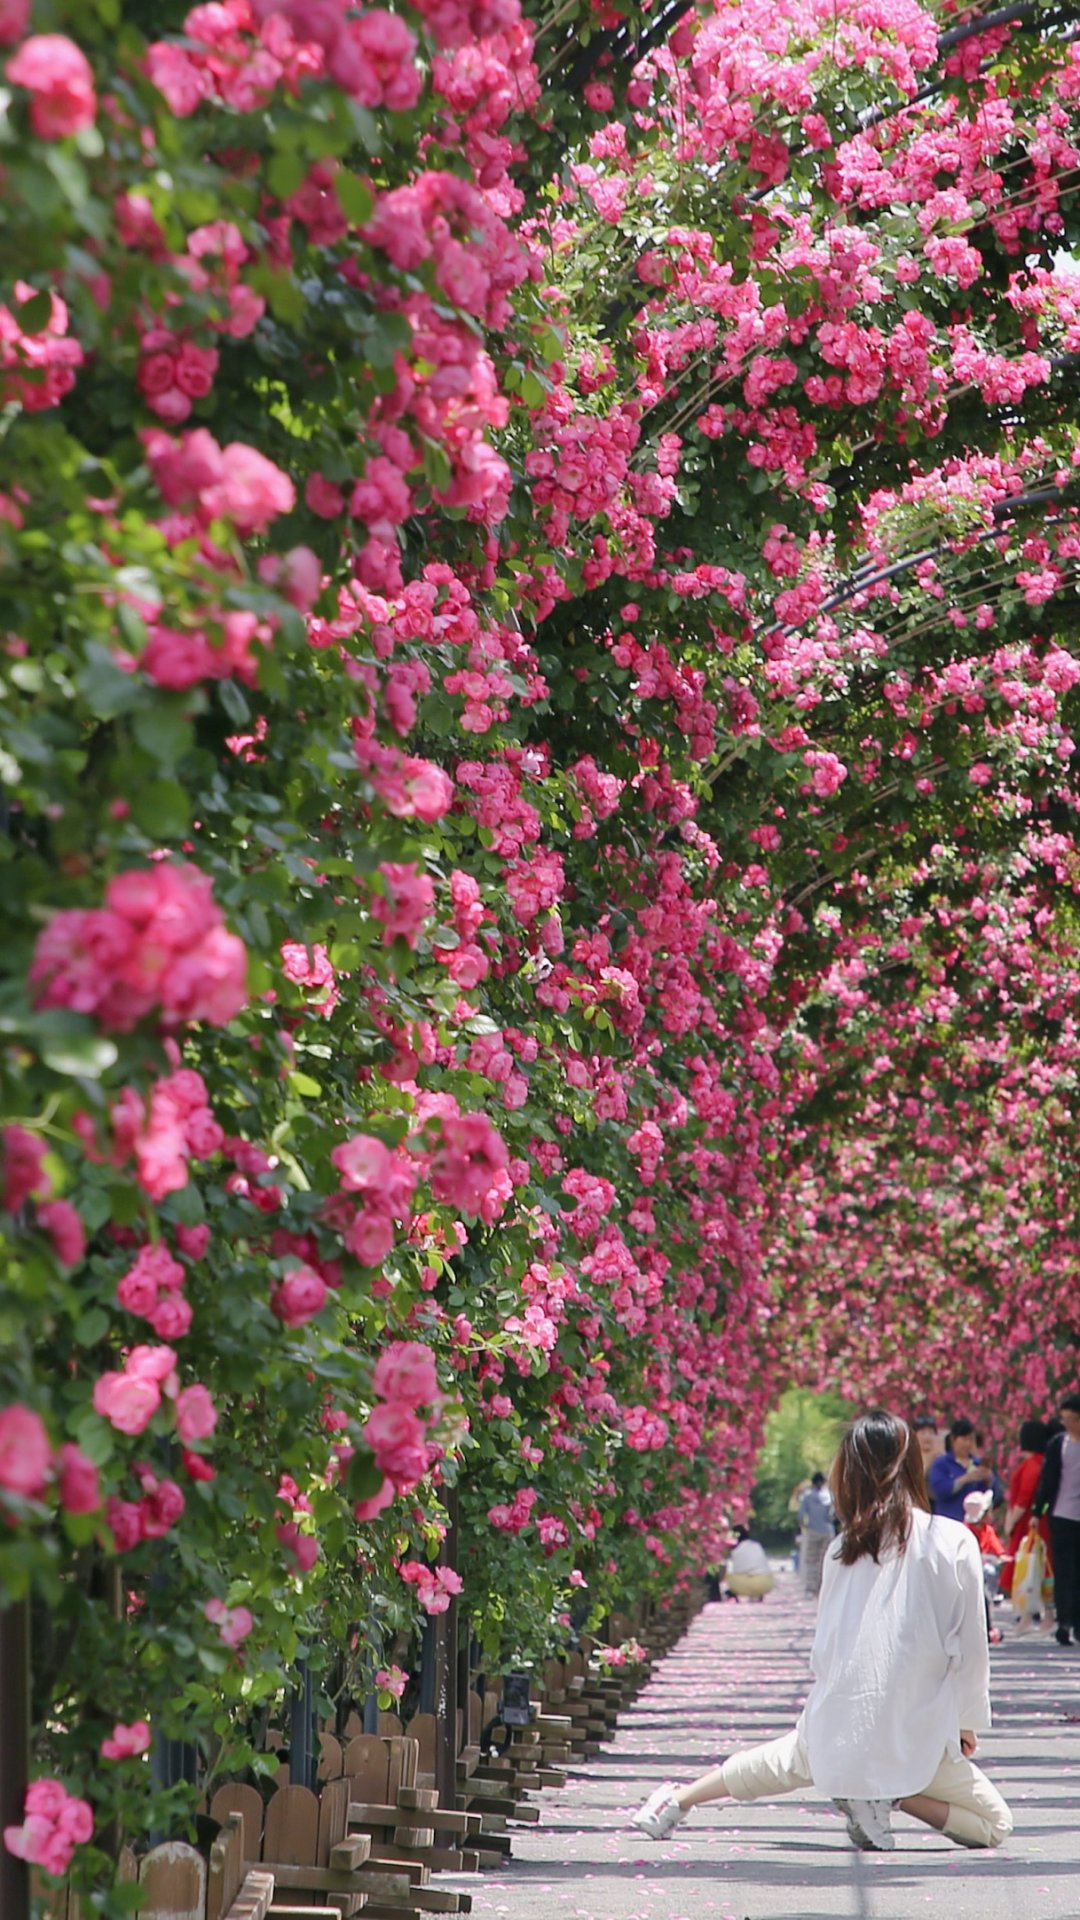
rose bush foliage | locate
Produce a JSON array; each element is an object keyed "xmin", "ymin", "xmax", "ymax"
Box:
[{"xmin": 3, "ymin": 0, "xmax": 1080, "ymax": 1902}]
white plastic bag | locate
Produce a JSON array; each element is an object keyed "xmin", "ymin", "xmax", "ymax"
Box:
[{"xmin": 1012, "ymin": 1526, "xmax": 1046, "ymax": 1616}]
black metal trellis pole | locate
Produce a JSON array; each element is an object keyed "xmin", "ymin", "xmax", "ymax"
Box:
[
  {"xmin": 0, "ymin": 1600, "xmax": 30, "ymax": 1920},
  {"xmin": 288, "ymin": 1658, "xmax": 316, "ymax": 1791}
]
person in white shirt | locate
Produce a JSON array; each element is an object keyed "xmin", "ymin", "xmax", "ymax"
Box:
[
  {"xmin": 631, "ymin": 1410, "xmax": 1013, "ymax": 1852},
  {"xmin": 724, "ymin": 1526, "xmax": 775, "ymax": 1600}
]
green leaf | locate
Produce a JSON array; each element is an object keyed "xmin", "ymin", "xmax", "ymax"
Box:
[
  {"xmin": 267, "ymin": 150, "xmax": 307, "ymax": 198},
  {"xmin": 345, "ymin": 1448, "xmax": 384, "ymax": 1503},
  {"xmin": 133, "ymin": 704, "xmax": 194, "ymax": 768},
  {"xmin": 219, "ymin": 679, "xmax": 251, "ymax": 726},
  {"xmin": 347, "ymin": 103, "xmax": 381, "ymax": 154},
  {"xmin": 366, "ymin": 311, "xmax": 412, "ymax": 369},
  {"xmin": 78, "ymin": 646, "xmax": 142, "ymax": 719},
  {"xmin": 14, "ymin": 289, "xmax": 53, "ymax": 335},
  {"xmin": 336, "ymin": 171, "xmax": 374, "ymax": 225},
  {"xmin": 132, "ymin": 779, "xmax": 192, "ymax": 839},
  {"xmin": 74, "ymin": 1307, "xmax": 110, "ymax": 1346},
  {"xmin": 40, "ymin": 1028, "xmax": 119, "ymax": 1078},
  {"xmin": 168, "ymin": 1181, "xmax": 206, "ymax": 1227}
]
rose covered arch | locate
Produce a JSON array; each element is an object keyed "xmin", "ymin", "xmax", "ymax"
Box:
[{"xmin": 2, "ymin": 0, "xmax": 1080, "ymax": 1898}]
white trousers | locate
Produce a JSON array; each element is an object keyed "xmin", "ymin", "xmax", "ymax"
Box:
[
  {"xmin": 800, "ymin": 1531, "xmax": 830, "ymax": 1596},
  {"xmin": 718, "ymin": 1727, "xmax": 1013, "ymax": 1849}
]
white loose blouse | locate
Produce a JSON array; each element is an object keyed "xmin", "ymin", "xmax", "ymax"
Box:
[{"xmin": 796, "ymin": 1508, "xmax": 991, "ymax": 1797}]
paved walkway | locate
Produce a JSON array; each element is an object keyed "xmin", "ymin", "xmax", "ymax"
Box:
[{"xmin": 465, "ymin": 1574, "xmax": 1080, "ymax": 1920}]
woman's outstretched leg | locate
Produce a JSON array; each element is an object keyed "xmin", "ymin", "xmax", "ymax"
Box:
[{"xmin": 631, "ymin": 1728, "xmax": 810, "ymax": 1839}]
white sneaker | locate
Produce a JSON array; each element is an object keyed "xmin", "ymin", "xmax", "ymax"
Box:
[
  {"xmin": 631, "ymin": 1783, "xmax": 687, "ymax": 1840},
  {"xmin": 833, "ymin": 1796, "xmax": 894, "ymax": 1850}
]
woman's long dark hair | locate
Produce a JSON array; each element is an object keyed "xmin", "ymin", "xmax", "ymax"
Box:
[{"xmin": 830, "ymin": 1410, "xmax": 930, "ymax": 1565}]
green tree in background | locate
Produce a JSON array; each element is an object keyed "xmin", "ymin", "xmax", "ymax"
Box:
[{"xmin": 751, "ymin": 1390, "xmax": 853, "ymax": 1541}]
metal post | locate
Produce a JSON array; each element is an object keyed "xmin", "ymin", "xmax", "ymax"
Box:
[
  {"xmin": 435, "ymin": 1482, "xmax": 459, "ymax": 1813},
  {"xmin": 149, "ymin": 1540, "xmax": 197, "ymax": 1838},
  {"xmin": 419, "ymin": 1615, "xmax": 437, "ymax": 1715},
  {"xmin": 288, "ymin": 1659, "xmax": 315, "ymax": 1791},
  {"xmin": 0, "ymin": 1600, "xmax": 30, "ymax": 1920},
  {"xmin": 363, "ymin": 1691, "xmax": 380, "ymax": 1734}
]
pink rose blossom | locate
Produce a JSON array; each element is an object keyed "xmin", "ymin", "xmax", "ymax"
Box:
[
  {"xmin": 423, "ymin": 1111, "xmax": 509, "ymax": 1216},
  {"xmin": 374, "ymin": 1665, "xmax": 407, "ymax": 1698},
  {"xmin": 93, "ymin": 1371, "xmax": 161, "ymax": 1436},
  {"xmin": 331, "ymin": 1133, "xmax": 394, "ymax": 1192},
  {"xmin": 204, "ymin": 1597, "xmax": 254, "ymax": 1647},
  {"xmin": 2, "ymin": 1125, "xmax": 50, "ymax": 1212},
  {"xmin": 100, "ymin": 1720, "xmax": 151, "ymax": 1761},
  {"xmin": 353, "ymin": 1476, "xmax": 395, "ymax": 1522},
  {"xmin": 372, "ymin": 862, "xmax": 435, "ymax": 948},
  {"xmin": 305, "ymin": 472, "xmax": 345, "ymax": 518},
  {"xmin": 36, "ymin": 1199, "xmax": 85, "ymax": 1267},
  {"xmin": 271, "ymin": 1265, "xmax": 328, "ymax": 1327},
  {"xmin": 6, "ymin": 35, "xmax": 97, "ymax": 139},
  {"xmin": 106, "ymin": 1497, "xmax": 143, "ymax": 1553},
  {"xmin": 136, "ymin": 1471, "xmax": 185, "ymax": 1538},
  {"xmin": 147, "ymin": 1293, "xmax": 194, "ymax": 1340},
  {"xmin": 126, "ymin": 1344, "xmax": 178, "ymax": 1383},
  {"xmin": 55, "ymin": 1443, "xmax": 100, "ymax": 1514},
  {"xmin": 0, "ymin": 0, "xmax": 30, "ymax": 46},
  {"xmin": 257, "ymin": 544, "xmax": 322, "ymax": 611},
  {"xmin": 372, "ymin": 1341, "xmax": 439, "ymax": 1408},
  {"xmin": 4, "ymin": 1778, "xmax": 94, "ymax": 1876},
  {"xmin": 202, "ymin": 443, "xmax": 295, "ymax": 533},
  {"xmin": 343, "ymin": 1207, "xmax": 396, "ymax": 1265},
  {"xmin": 362, "ymin": 1402, "xmax": 429, "ymax": 1486},
  {"xmin": 276, "ymin": 1520, "xmax": 319, "ymax": 1572},
  {"xmin": 174, "ymin": 1384, "xmax": 217, "ymax": 1444},
  {"xmin": 0, "ymin": 1404, "xmax": 51, "ymax": 1499}
]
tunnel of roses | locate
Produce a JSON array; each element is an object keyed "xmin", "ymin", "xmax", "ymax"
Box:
[{"xmin": 2, "ymin": 0, "xmax": 1080, "ymax": 1903}]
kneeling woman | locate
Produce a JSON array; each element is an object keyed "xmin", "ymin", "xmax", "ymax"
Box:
[{"xmin": 633, "ymin": 1410, "xmax": 1012, "ymax": 1851}]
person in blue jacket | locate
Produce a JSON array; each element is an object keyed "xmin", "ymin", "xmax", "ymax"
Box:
[{"xmin": 928, "ymin": 1419, "xmax": 1003, "ymax": 1521}]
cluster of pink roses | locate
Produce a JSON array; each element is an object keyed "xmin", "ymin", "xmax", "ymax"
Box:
[
  {"xmin": 31, "ymin": 863, "xmax": 248, "ymax": 1033},
  {"xmin": 397, "ymin": 1559, "xmax": 463, "ymax": 1615},
  {"xmin": 93, "ymin": 1341, "xmax": 217, "ymax": 1462},
  {"xmin": 116, "ymin": 1243, "xmax": 194, "ymax": 1340},
  {"xmin": 486, "ymin": 1485, "xmax": 537, "ymax": 1533},
  {"xmin": 330, "ymin": 1131, "xmax": 417, "ymax": 1266},
  {"xmin": 417, "ymin": 1106, "xmax": 510, "ymax": 1218},
  {"xmin": 4, "ymin": 1778, "xmax": 94, "ymax": 1877},
  {"xmin": 357, "ymin": 1340, "xmax": 441, "ymax": 1515},
  {"xmin": 1, "ymin": 1125, "xmax": 86, "ymax": 1266},
  {"xmin": 0, "ymin": 283, "xmax": 83, "ymax": 412},
  {"xmin": 143, "ymin": 427, "xmax": 295, "ymax": 533},
  {"xmin": 141, "ymin": 609, "xmax": 275, "ymax": 692},
  {"xmin": 371, "ymin": 861, "xmax": 436, "ymax": 949},
  {"xmin": 353, "ymin": 735, "xmax": 456, "ymax": 822},
  {"xmin": 106, "ymin": 1465, "xmax": 186, "ymax": 1551},
  {"xmin": 146, "ymin": 0, "xmax": 421, "ymax": 123},
  {"xmin": 74, "ymin": 1066, "xmax": 224, "ymax": 1204},
  {"xmin": 0, "ymin": 1404, "xmax": 99, "ymax": 1513}
]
